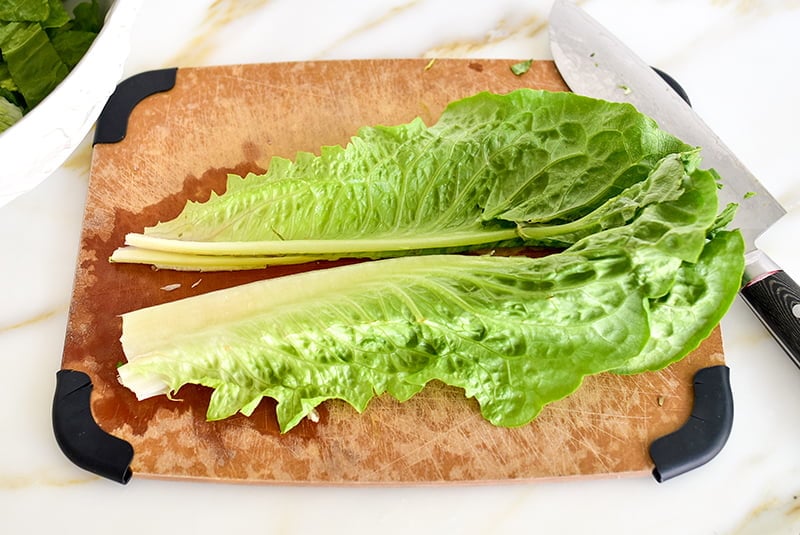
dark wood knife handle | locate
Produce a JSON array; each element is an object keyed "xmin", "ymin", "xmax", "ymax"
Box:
[{"xmin": 741, "ymin": 269, "xmax": 800, "ymax": 368}]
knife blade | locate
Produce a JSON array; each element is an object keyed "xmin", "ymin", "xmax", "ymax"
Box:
[{"xmin": 548, "ymin": 0, "xmax": 800, "ymax": 365}]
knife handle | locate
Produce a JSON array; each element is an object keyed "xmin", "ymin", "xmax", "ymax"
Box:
[{"xmin": 740, "ymin": 253, "xmax": 800, "ymax": 368}]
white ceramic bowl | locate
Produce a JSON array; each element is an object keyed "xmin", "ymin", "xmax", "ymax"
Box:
[{"xmin": 0, "ymin": 0, "xmax": 142, "ymax": 208}]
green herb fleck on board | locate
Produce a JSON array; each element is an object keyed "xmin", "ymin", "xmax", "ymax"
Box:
[
  {"xmin": 619, "ymin": 84, "xmax": 632, "ymax": 95},
  {"xmin": 510, "ymin": 59, "xmax": 533, "ymax": 76},
  {"xmin": 744, "ymin": 191, "xmax": 757, "ymax": 199}
]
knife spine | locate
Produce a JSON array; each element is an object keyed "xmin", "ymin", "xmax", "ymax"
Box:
[
  {"xmin": 52, "ymin": 369, "xmax": 134, "ymax": 484},
  {"xmin": 648, "ymin": 365, "xmax": 733, "ymax": 482},
  {"xmin": 93, "ymin": 67, "xmax": 178, "ymax": 145}
]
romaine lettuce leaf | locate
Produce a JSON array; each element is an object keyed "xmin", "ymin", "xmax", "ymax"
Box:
[
  {"xmin": 614, "ymin": 230, "xmax": 744, "ymax": 374},
  {"xmin": 69, "ymin": 0, "xmax": 100, "ymax": 32},
  {"xmin": 0, "ymin": 94, "xmax": 22, "ymax": 132},
  {"xmin": 0, "ymin": 20, "xmax": 67, "ymax": 107},
  {"xmin": 111, "ymin": 89, "xmax": 693, "ymax": 268},
  {"xmin": 49, "ymin": 29, "xmax": 95, "ymax": 67},
  {"xmin": 42, "ymin": 0, "xmax": 68, "ymax": 28},
  {"xmin": 0, "ymin": 0, "xmax": 49, "ymax": 22},
  {"xmin": 119, "ymin": 250, "xmax": 650, "ymax": 431}
]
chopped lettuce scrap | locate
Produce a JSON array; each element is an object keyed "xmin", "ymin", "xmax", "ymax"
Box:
[
  {"xmin": 0, "ymin": 0, "xmax": 50, "ymax": 22},
  {"xmin": 0, "ymin": 94, "xmax": 21, "ymax": 130},
  {"xmin": 510, "ymin": 59, "xmax": 533, "ymax": 76}
]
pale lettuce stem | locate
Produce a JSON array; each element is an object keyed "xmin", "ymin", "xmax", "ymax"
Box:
[
  {"xmin": 109, "ymin": 246, "xmax": 327, "ymax": 271},
  {"xmin": 119, "ymin": 253, "xmax": 476, "ymax": 359},
  {"xmin": 517, "ymin": 219, "xmax": 586, "ymax": 240},
  {"xmin": 123, "ymin": 228, "xmax": 520, "ymax": 256}
]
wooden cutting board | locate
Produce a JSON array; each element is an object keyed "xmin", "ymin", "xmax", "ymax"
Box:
[{"xmin": 59, "ymin": 59, "xmax": 726, "ymax": 484}]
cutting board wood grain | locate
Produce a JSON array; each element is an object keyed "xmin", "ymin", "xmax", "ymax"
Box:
[{"xmin": 60, "ymin": 59, "xmax": 725, "ymax": 484}]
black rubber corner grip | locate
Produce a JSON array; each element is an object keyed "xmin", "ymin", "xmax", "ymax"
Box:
[
  {"xmin": 652, "ymin": 66, "xmax": 691, "ymax": 107},
  {"xmin": 93, "ymin": 67, "xmax": 178, "ymax": 145},
  {"xmin": 649, "ymin": 365, "xmax": 733, "ymax": 482},
  {"xmin": 52, "ymin": 369, "xmax": 134, "ymax": 484}
]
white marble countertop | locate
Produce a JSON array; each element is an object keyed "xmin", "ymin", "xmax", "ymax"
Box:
[{"xmin": 2, "ymin": 1, "xmax": 800, "ymax": 533}]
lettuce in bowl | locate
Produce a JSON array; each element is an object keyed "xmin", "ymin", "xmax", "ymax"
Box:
[
  {"xmin": 0, "ymin": 0, "xmax": 104, "ymax": 133},
  {"xmin": 0, "ymin": 0, "xmax": 141, "ymax": 208}
]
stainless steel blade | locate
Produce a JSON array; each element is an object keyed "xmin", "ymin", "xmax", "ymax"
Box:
[{"xmin": 548, "ymin": 0, "xmax": 785, "ymax": 254}]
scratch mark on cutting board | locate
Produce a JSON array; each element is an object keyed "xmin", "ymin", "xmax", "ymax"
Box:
[
  {"xmin": 546, "ymin": 406, "xmax": 649, "ymax": 420},
  {"xmin": 576, "ymin": 436, "xmax": 616, "ymax": 473},
  {"xmin": 370, "ymin": 414, "xmax": 474, "ymax": 476},
  {"xmin": 215, "ymin": 73, "xmax": 336, "ymax": 102}
]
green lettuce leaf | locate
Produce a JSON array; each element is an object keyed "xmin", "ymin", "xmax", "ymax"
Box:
[
  {"xmin": 613, "ymin": 230, "xmax": 744, "ymax": 374},
  {"xmin": 0, "ymin": 21, "xmax": 67, "ymax": 108},
  {"xmin": 517, "ymin": 150, "xmax": 700, "ymax": 247},
  {"xmin": 49, "ymin": 29, "xmax": 95, "ymax": 67},
  {"xmin": 111, "ymin": 89, "xmax": 692, "ymax": 268},
  {"xmin": 70, "ymin": 0, "xmax": 101, "ymax": 32},
  {"xmin": 0, "ymin": 0, "xmax": 49, "ymax": 22},
  {"xmin": 42, "ymin": 0, "xmax": 68, "ymax": 28},
  {"xmin": 0, "ymin": 94, "xmax": 22, "ymax": 132},
  {"xmin": 117, "ymin": 155, "xmax": 743, "ymax": 432},
  {"xmin": 0, "ymin": 62, "xmax": 17, "ymax": 90}
]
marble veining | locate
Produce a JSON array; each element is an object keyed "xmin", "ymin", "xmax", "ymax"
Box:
[
  {"xmin": 1, "ymin": 1, "xmax": 800, "ymax": 534},
  {"xmin": 318, "ymin": 0, "xmax": 425, "ymax": 59},
  {"xmin": 167, "ymin": 0, "xmax": 275, "ymax": 67},
  {"xmin": 0, "ymin": 306, "xmax": 66, "ymax": 335},
  {"xmin": 423, "ymin": 13, "xmax": 548, "ymax": 58}
]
